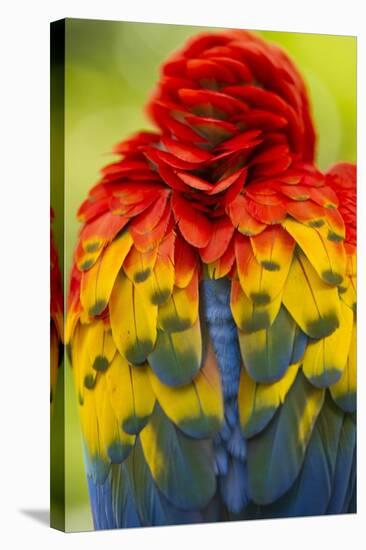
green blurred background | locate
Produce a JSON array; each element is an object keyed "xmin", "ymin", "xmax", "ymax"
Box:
[{"xmin": 52, "ymin": 18, "xmax": 356, "ymax": 532}]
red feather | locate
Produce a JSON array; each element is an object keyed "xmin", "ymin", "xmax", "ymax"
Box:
[{"xmin": 172, "ymin": 193, "xmax": 212, "ymax": 248}]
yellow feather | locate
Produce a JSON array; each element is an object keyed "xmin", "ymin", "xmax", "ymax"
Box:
[
  {"xmin": 148, "ymin": 338, "xmax": 223, "ymax": 437},
  {"xmin": 95, "ymin": 386, "xmax": 119, "ymax": 460},
  {"xmin": 80, "ymin": 374, "xmax": 135, "ymax": 468},
  {"xmin": 283, "ymin": 251, "xmax": 340, "ymax": 338},
  {"xmin": 76, "ymin": 246, "xmax": 104, "ymax": 272},
  {"xmin": 138, "ymin": 248, "xmax": 175, "ymax": 306},
  {"xmin": 339, "ymin": 249, "xmax": 356, "ymax": 308},
  {"xmin": 283, "ymin": 218, "xmax": 346, "ymax": 286},
  {"xmin": 83, "ymin": 319, "xmax": 116, "ymax": 372},
  {"xmin": 238, "ymin": 362, "xmax": 299, "ymax": 437},
  {"xmin": 330, "ymin": 321, "xmax": 356, "ymax": 411},
  {"xmin": 110, "ymin": 271, "xmax": 157, "ymax": 364},
  {"xmin": 106, "ymin": 353, "xmax": 155, "ymax": 435},
  {"xmin": 250, "ymin": 226, "xmax": 295, "ymax": 272},
  {"xmin": 71, "ymin": 322, "xmax": 96, "ymax": 401},
  {"xmin": 235, "ymin": 236, "xmax": 292, "ymax": 305},
  {"xmin": 230, "ymin": 278, "xmax": 282, "ymax": 333},
  {"xmin": 346, "ymin": 251, "xmax": 356, "ymax": 277},
  {"xmin": 139, "ymin": 418, "xmax": 165, "ymax": 482},
  {"xmin": 80, "ymin": 231, "xmax": 133, "ymax": 317},
  {"xmin": 158, "ymin": 274, "xmax": 198, "ymax": 333},
  {"xmin": 79, "ymin": 384, "xmax": 100, "ymax": 458},
  {"xmin": 302, "ymin": 300, "xmax": 353, "ymax": 387},
  {"xmin": 340, "ymin": 274, "xmax": 356, "ymax": 310},
  {"xmin": 123, "ymin": 245, "xmax": 158, "ymax": 283}
]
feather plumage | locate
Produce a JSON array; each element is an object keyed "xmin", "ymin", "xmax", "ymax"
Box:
[
  {"xmin": 231, "ymin": 277, "xmax": 282, "ymax": 332},
  {"xmin": 330, "ymin": 320, "xmax": 356, "ymax": 412},
  {"xmin": 110, "ymin": 271, "xmax": 158, "ymax": 364},
  {"xmin": 106, "ymin": 354, "xmax": 155, "ymax": 435},
  {"xmin": 283, "ymin": 218, "xmax": 346, "ymax": 286},
  {"xmin": 327, "ymin": 414, "xmax": 356, "ymax": 514},
  {"xmin": 302, "ymin": 300, "xmax": 353, "ymax": 387},
  {"xmin": 282, "ymin": 251, "xmax": 340, "ymax": 339},
  {"xmin": 148, "ymin": 321, "xmax": 202, "ymax": 386},
  {"xmin": 238, "ymin": 362, "xmax": 299, "ymax": 438},
  {"xmin": 261, "ymin": 395, "xmax": 344, "ymax": 517},
  {"xmin": 246, "ymin": 371, "xmax": 325, "ymax": 505},
  {"xmin": 149, "ymin": 337, "xmax": 224, "ymax": 437},
  {"xmin": 140, "ymin": 404, "xmax": 217, "ymax": 510},
  {"xmin": 238, "ymin": 306, "xmax": 297, "ymax": 383},
  {"xmin": 81, "ymin": 231, "xmax": 133, "ymax": 317},
  {"xmin": 66, "ymin": 30, "xmax": 356, "ymax": 530}
]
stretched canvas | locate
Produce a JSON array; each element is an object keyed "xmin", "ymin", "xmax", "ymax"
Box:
[{"xmin": 50, "ymin": 18, "xmax": 357, "ymax": 532}]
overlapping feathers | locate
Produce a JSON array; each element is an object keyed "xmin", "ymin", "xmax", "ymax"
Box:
[{"xmin": 65, "ymin": 30, "xmax": 356, "ymax": 525}]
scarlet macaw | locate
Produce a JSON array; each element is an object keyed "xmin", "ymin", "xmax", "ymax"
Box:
[{"xmin": 66, "ymin": 30, "xmax": 356, "ymax": 528}]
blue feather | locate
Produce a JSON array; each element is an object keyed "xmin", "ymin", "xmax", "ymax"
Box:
[
  {"xmin": 87, "ymin": 464, "xmax": 141, "ymax": 530},
  {"xmin": 127, "ymin": 436, "xmax": 203, "ymax": 526},
  {"xmin": 225, "ymin": 398, "xmax": 239, "ymax": 428},
  {"xmin": 247, "ymin": 371, "xmax": 325, "ymax": 505},
  {"xmin": 227, "ymin": 425, "xmax": 247, "ymax": 461},
  {"xmin": 214, "ymin": 444, "xmax": 229, "ymax": 476},
  {"xmin": 344, "ymin": 441, "xmax": 357, "ymax": 513},
  {"xmin": 327, "ymin": 414, "xmax": 356, "ymax": 514},
  {"xmin": 291, "ymin": 325, "xmax": 308, "ymax": 363},
  {"xmin": 87, "ymin": 475, "xmax": 114, "ymax": 530},
  {"xmin": 219, "ymin": 457, "xmax": 249, "ymax": 514},
  {"xmin": 111, "ymin": 464, "xmax": 141, "ymax": 528},
  {"xmin": 201, "ymin": 279, "xmax": 241, "ymax": 399},
  {"xmin": 262, "ymin": 394, "xmax": 343, "ymax": 517},
  {"xmin": 202, "ymin": 278, "xmax": 248, "ymax": 514}
]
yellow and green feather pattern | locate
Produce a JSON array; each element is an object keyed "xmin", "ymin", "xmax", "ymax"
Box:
[{"xmin": 65, "ymin": 161, "xmax": 356, "ymax": 526}]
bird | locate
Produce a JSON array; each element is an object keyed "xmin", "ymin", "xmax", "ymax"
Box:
[{"xmin": 65, "ymin": 29, "xmax": 356, "ymax": 529}]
